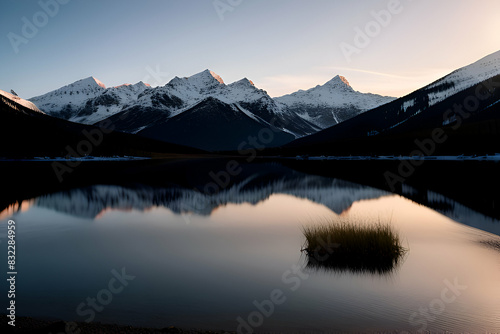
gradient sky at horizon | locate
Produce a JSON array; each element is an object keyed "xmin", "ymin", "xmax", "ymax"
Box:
[{"xmin": 1, "ymin": 0, "xmax": 499, "ymax": 99}]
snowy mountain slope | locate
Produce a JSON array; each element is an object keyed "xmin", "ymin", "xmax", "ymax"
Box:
[
  {"xmin": 29, "ymin": 77, "xmax": 151, "ymax": 124},
  {"xmin": 162, "ymin": 69, "xmax": 226, "ymax": 101},
  {"xmin": 275, "ymin": 75, "xmax": 395, "ymax": 129},
  {"xmin": 142, "ymin": 70, "xmax": 284, "ymax": 116},
  {"xmin": 226, "ymin": 78, "xmax": 322, "ymax": 136},
  {"xmin": 70, "ymin": 81, "xmax": 152, "ymax": 125},
  {"xmin": 0, "ymin": 89, "xmax": 43, "ymax": 113},
  {"xmin": 426, "ymin": 50, "xmax": 500, "ymax": 106},
  {"xmin": 29, "ymin": 77, "xmax": 106, "ymax": 117},
  {"xmin": 379, "ymin": 50, "xmax": 500, "ymax": 130},
  {"xmin": 160, "ymin": 70, "xmax": 275, "ymax": 108},
  {"xmin": 126, "ymin": 70, "xmax": 271, "ymax": 112},
  {"xmin": 227, "ymin": 78, "xmax": 267, "ymax": 103}
]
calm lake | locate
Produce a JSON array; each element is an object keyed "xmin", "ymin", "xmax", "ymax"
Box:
[{"xmin": 1, "ymin": 159, "xmax": 499, "ymax": 333}]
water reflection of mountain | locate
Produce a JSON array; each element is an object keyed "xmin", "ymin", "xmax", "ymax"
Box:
[
  {"xmin": 283, "ymin": 160, "xmax": 500, "ymax": 236},
  {"xmin": 1, "ymin": 159, "xmax": 499, "ymax": 236},
  {"xmin": 409, "ymin": 188, "xmax": 500, "ymax": 235},
  {"xmin": 32, "ymin": 175, "xmax": 389, "ymax": 219}
]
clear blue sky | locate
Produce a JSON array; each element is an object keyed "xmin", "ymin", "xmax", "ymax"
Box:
[{"xmin": 1, "ymin": 0, "xmax": 499, "ymax": 99}]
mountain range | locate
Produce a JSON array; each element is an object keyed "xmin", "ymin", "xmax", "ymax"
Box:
[
  {"xmin": 29, "ymin": 70, "xmax": 394, "ymax": 151},
  {"xmin": 2, "ymin": 49, "xmax": 500, "ymax": 155}
]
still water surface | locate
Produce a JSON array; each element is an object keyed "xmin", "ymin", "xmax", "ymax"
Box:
[{"xmin": 1, "ymin": 162, "xmax": 499, "ymax": 333}]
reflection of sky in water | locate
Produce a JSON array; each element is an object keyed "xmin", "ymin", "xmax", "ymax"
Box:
[{"xmin": 1, "ymin": 192, "xmax": 499, "ymax": 332}]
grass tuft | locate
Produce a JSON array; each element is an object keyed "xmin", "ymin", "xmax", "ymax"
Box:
[{"xmin": 302, "ymin": 217, "xmax": 407, "ymax": 274}]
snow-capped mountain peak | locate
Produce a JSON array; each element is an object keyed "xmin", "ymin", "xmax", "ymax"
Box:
[
  {"xmin": 163, "ymin": 69, "xmax": 226, "ymax": 99},
  {"xmin": 91, "ymin": 76, "xmax": 106, "ymax": 88},
  {"xmin": 110, "ymin": 81, "xmax": 151, "ymax": 95},
  {"xmin": 186, "ymin": 69, "xmax": 225, "ymax": 85},
  {"xmin": 221, "ymin": 77, "xmax": 271, "ymax": 105},
  {"xmin": 76, "ymin": 76, "xmax": 107, "ymax": 89},
  {"xmin": 30, "ymin": 76, "xmax": 107, "ymax": 101},
  {"xmin": 229, "ymin": 78, "xmax": 255, "ymax": 88},
  {"xmin": 29, "ymin": 76, "xmax": 108, "ymax": 113},
  {"xmin": 132, "ymin": 81, "xmax": 151, "ymax": 89},
  {"xmin": 325, "ymin": 75, "xmax": 352, "ymax": 89},
  {"xmin": 276, "ymin": 74, "xmax": 390, "ymax": 105},
  {"xmin": 275, "ymin": 74, "xmax": 395, "ymax": 129}
]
